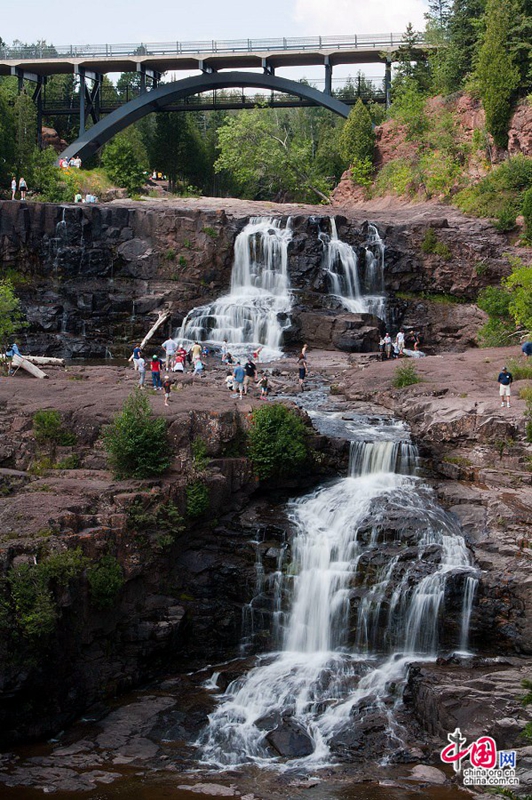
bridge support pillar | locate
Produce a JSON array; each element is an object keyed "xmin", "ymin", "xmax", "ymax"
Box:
[
  {"xmin": 262, "ymin": 58, "xmax": 274, "ymax": 76},
  {"xmin": 324, "ymin": 56, "xmax": 332, "ymax": 96},
  {"xmin": 385, "ymin": 57, "xmax": 392, "ymax": 108},
  {"xmin": 136, "ymin": 64, "xmax": 161, "ymax": 94},
  {"xmin": 11, "ymin": 68, "xmax": 47, "ymax": 146},
  {"xmin": 76, "ymin": 67, "xmax": 103, "ymax": 135}
]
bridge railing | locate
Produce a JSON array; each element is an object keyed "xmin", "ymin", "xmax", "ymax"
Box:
[{"xmin": 0, "ymin": 32, "xmax": 423, "ymax": 61}]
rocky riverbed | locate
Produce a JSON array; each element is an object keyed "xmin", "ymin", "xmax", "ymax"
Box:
[{"xmin": 0, "ymin": 344, "xmax": 532, "ymax": 796}]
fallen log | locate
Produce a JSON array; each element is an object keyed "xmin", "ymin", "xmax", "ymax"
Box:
[
  {"xmin": 139, "ymin": 310, "xmax": 171, "ymax": 351},
  {"xmin": 1, "ymin": 354, "xmax": 65, "ymax": 366},
  {"xmin": 11, "ymin": 354, "xmax": 48, "ymax": 379}
]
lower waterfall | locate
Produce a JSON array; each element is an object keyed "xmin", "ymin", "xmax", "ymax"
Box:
[{"xmin": 199, "ymin": 421, "xmax": 478, "ymax": 767}]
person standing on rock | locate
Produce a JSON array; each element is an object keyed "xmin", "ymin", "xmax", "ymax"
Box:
[
  {"xmin": 18, "ymin": 177, "xmax": 27, "ymax": 200},
  {"xmin": 162, "ymin": 374, "xmax": 174, "ymax": 406},
  {"xmin": 396, "ymin": 330, "xmax": 405, "ymax": 357},
  {"xmin": 162, "ymin": 337, "xmax": 177, "ymax": 370},
  {"xmin": 10, "ymin": 177, "xmax": 16, "ymax": 200},
  {"xmin": 137, "ymin": 355, "xmax": 146, "ymax": 388},
  {"xmin": 384, "ymin": 332, "xmax": 392, "ymax": 359},
  {"xmin": 297, "ymin": 352, "xmax": 308, "ymax": 392},
  {"xmin": 150, "ymin": 354, "xmax": 163, "ymax": 389},
  {"xmin": 498, "ymin": 366, "xmax": 513, "ymax": 408},
  {"xmin": 130, "ymin": 344, "xmax": 142, "ymax": 370},
  {"xmin": 191, "ymin": 341, "xmax": 202, "ymax": 364}
]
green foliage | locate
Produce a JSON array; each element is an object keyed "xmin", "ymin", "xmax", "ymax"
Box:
[
  {"xmin": 101, "ymin": 128, "xmax": 148, "ymax": 196},
  {"xmin": 203, "ymin": 226, "xmax": 218, "ymax": 239},
  {"xmin": 33, "ymin": 409, "xmax": 76, "ymax": 446},
  {"xmin": 522, "ymin": 187, "xmax": 532, "ymax": 243},
  {"xmin": 214, "ymin": 106, "xmax": 333, "ymax": 204},
  {"xmin": 389, "ymin": 79, "xmax": 429, "ymax": 140},
  {"xmin": 0, "ymin": 279, "xmax": 25, "ymax": 350},
  {"xmin": 163, "ymin": 248, "xmax": 176, "ymax": 261},
  {"xmin": 392, "ymin": 363, "xmax": 421, "ymax": 388},
  {"xmin": 3, "ymin": 548, "xmax": 86, "ymax": 641},
  {"xmin": 191, "ymin": 438, "xmax": 209, "ymax": 471},
  {"xmin": 420, "ymin": 228, "xmax": 453, "ymax": 260},
  {"xmin": 504, "ymin": 257, "xmax": 532, "ymax": 332},
  {"xmin": 87, "ymin": 555, "xmax": 124, "ymax": 610},
  {"xmin": 522, "ymin": 678, "xmax": 532, "ymax": 706},
  {"xmin": 103, "ymin": 390, "xmax": 171, "ymax": 479},
  {"xmin": 374, "ymin": 159, "xmax": 417, "ymax": 196},
  {"xmin": 475, "ymin": 0, "xmax": 520, "ymax": 147},
  {"xmin": 339, "ymin": 99, "xmax": 375, "ymax": 165},
  {"xmin": 418, "ymin": 151, "xmax": 463, "ymax": 198},
  {"xmin": 185, "ymin": 480, "xmax": 210, "ymax": 518},
  {"xmin": 392, "ymin": 24, "xmax": 431, "ymax": 94},
  {"xmin": 127, "ymin": 497, "xmax": 185, "ymax": 538},
  {"xmin": 55, "ymin": 454, "xmax": 80, "ymax": 470},
  {"xmin": 247, "ymin": 403, "xmax": 310, "ymax": 481},
  {"xmin": 350, "ymin": 158, "xmax": 374, "ymax": 189},
  {"xmin": 454, "ymin": 155, "xmax": 532, "ymax": 221}
]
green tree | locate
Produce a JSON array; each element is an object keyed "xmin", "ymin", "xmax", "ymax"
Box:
[
  {"xmin": 339, "ymin": 99, "xmax": 375, "ymax": 165},
  {"xmin": 215, "ymin": 107, "xmax": 332, "ymax": 203},
  {"xmin": 504, "ymin": 258, "xmax": 532, "ymax": 332},
  {"xmin": 475, "ymin": 0, "xmax": 520, "ymax": 147},
  {"xmin": 523, "ymin": 187, "xmax": 532, "ymax": 243},
  {"xmin": 393, "ymin": 23, "xmax": 432, "ymax": 94},
  {"xmin": 247, "ymin": 403, "xmax": 310, "ymax": 480},
  {"xmin": 103, "ymin": 390, "xmax": 171, "ymax": 478},
  {"xmin": 101, "ymin": 127, "xmax": 148, "ymax": 195},
  {"xmin": 14, "ymin": 92, "xmax": 37, "ymax": 176},
  {"xmin": 0, "ymin": 83, "xmax": 16, "ymax": 189},
  {"xmin": 0, "ymin": 279, "xmax": 25, "ymax": 351},
  {"xmin": 148, "ymin": 111, "xmax": 207, "ymax": 193}
]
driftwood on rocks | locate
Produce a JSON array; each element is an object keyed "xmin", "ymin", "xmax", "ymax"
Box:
[
  {"xmin": 11, "ymin": 353, "xmax": 48, "ymax": 379},
  {"xmin": 139, "ymin": 311, "xmax": 171, "ymax": 350}
]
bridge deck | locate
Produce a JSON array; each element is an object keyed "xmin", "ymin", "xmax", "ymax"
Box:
[{"xmin": 0, "ymin": 33, "xmax": 431, "ymax": 77}]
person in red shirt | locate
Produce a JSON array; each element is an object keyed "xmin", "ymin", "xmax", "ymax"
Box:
[{"xmin": 150, "ymin": 355, "xmax": 163, "ymax": 389}]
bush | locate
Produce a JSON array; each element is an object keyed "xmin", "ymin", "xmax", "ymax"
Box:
[
  {"xmin": 33, "ymin": 409, "xmax": 76, "ymax": 446},
  {"xmin": 103, "ymin": 390, "xmax": 171, "ymax": 479},
  {"xmin": 247, "ymin": 403, "xmax": 310, "ymax": 481},
  {"xmin": 392, "ymin": 363, "xmax": 421, "ymax": 388},
  {"xmin": 374, "ymin": 159, "xmax": 417, "ymax": 196},
  {"xmin": 87, "ymin": 555, "xmax": 124, "ymax": 610},
  {"xmin": 522, "ymin": 187, "xmax": 532, "ymax": 243},
  {"xmin": 185, "ymin": 481, "xmax": 210, "ymax": 518},
  {"xmin": 191, "ymin": 438, "xmax": 209, "ymax": 471},
  {"xmin": 454, "ymin": 155, "xmax": 532, "ymax": 221}
]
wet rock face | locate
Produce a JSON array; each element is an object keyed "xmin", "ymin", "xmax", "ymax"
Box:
[{"xmin": 0, "ymin": 201, "xmax": 508, "ymax": 357}]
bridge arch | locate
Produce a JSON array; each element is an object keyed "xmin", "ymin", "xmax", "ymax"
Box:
[{"xmin": 59, "ymin": 71, "xmax": 351, "ymax": 162}]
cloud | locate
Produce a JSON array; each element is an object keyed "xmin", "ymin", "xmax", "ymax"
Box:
[{"xmin": 293, "ymin": 0, "xmax": 428, "ymax": 37}]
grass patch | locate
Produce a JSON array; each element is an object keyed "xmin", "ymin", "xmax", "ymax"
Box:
[
  {"xmin": 507, "ymin": 358, "xmax": 532, "ymax": 381},
  {"xmin": 392, "ymin": 363, "xmax": 421, "ymax": 388},
  {"xmin": 454, "ymin": 154, "xmax": 532, "ymax": 222}
]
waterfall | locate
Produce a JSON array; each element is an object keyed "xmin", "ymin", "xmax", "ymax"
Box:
[
  {"xmin": 319, "ymin": 219, "xmax": 386, "ymax": 320},
  {"xmin": 176, "ymin": 218, "xmax": 293, "ymax": 361},
  {"xmin": 199, "ymin": 432, "xmax": 478, "ymax": 767}
]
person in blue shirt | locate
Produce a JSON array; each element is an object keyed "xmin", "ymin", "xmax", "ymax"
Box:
[
  {"xmin": 521, "ymin": 342, "xmax": 532, "ymax": 358},
  {"xmin": 232, "ymin": 362, "xmax": 245, "ymax": 399},
  {"xmin": 497, "ymin": 367, "xmax": 513, "ymax": 408}
]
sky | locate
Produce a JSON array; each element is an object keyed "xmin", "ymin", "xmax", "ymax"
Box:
[{"xmin": 2, "ymin": 0, "xmax": 428, "ymax": 48}]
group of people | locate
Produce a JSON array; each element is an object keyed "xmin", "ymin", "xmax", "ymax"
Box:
[
  {"xmin": 378, "ymin": 330, "xmax": 421, "ymax": 360},
  {"xmin": 129, "ymin": 338, "xmax": 311, "ymax": 404},
  {"xmin": 10, "ymin": 177, "xmax": 27, "ymax": 201},
  {"xmin": 59, "ymin": 156, "xmax": 82, "ymax": 169}
]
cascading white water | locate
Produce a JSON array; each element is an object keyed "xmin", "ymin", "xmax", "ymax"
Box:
[
  {"xmin": 176, "ymin": 217, "xmax": 293, "ymax": 361},
  {"xmin": 199, "ymin": 427, "xmax": 478, "ymax": 767},
  {"xmin": 319, "ymin": 219, "xmax": 386, "ymax": 320}
]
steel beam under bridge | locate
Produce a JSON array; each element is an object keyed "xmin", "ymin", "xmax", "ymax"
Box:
[{"xmin": 59, "ymin": 71, "xmax": 351, "ymax": 162}]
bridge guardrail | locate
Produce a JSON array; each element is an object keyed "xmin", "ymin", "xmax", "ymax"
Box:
[{"xmin": 0, "ymin": 32, "xmax": 424, "ymax": 61}]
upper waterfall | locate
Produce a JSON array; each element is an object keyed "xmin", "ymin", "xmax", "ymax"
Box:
[{"xmin": 176, "ymin": 217, "xmax": 293, "ymax": 361}]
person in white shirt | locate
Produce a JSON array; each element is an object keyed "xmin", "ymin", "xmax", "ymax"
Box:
[{"xmin": 162, "ymin": 338, "xmax": 177, "ymax": 370}]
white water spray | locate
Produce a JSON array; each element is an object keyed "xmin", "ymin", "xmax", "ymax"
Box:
[
  {"xmin": 176, "ymin": 217, "xmax": 293, "ymax": 360},
  {"xmin": 200, "ymin": 425, "xmax": 477, "ymax": 767}
]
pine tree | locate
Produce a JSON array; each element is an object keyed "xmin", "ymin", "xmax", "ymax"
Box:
[
  {"xmin": 339, "ymin": 99, "xmax": 375, "ymax": 164},
  {"xmin": 475, "ymin": 0, "xmax": 520, "ymax": 147}
]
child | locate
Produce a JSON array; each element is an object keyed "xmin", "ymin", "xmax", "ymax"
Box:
[
  {"xmin": 225, "ymin": 372, "xmax": 234, "ymax": 391},
  {"xmin": 259, "ymin": 371, "xmax": 269, "ymax": 399},
  {"xmin": 162, "ymin": 374, "xmax": 173, "ymax": 406}
]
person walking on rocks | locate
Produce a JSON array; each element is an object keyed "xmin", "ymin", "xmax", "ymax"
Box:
[
  {"xmin": 243, "ymin": 357, "xmax": 257, "ymax": 395},
  {"xmin": 130, "ymin": 344, "xmax": 142, "ymax": 370},
  {"xmin": 384, "ymin": 332, "xmax": 392, "ymax": 359},
  {"xmin": 233, "ymin": 361, "xmax": 245, "ymax": 399},
  {"xmin": 498, "ymin": 366, "xmax": 513, "ymax": 408},
  {"xmin": 137, "ymin": 355, "xmax": 146, "ymax": 388}
]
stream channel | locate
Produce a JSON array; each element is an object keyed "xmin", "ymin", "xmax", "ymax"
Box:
[{"xmin": 0, "ymin": 388, "xmax": 476, "ymax": 800}]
